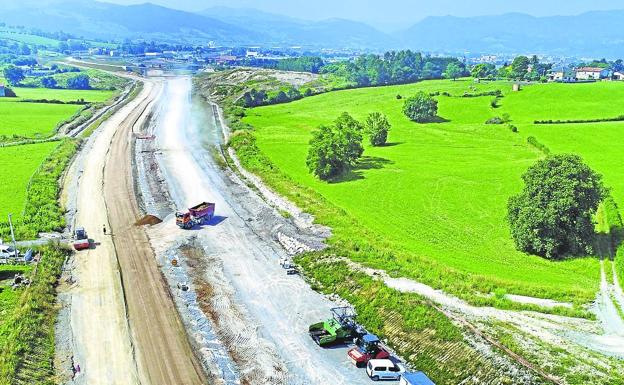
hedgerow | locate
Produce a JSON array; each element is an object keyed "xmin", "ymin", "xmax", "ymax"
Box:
[
  {"xmin": 0, "ymin": 245, "xmax": 69, "ymax": 385},
  {"xmin": 534, "ymin": 115, "xmax": 624, "ymax": 124},
  {"xmin": 0, "ymin": 139, "xmax": 79, "ymax": 240}
]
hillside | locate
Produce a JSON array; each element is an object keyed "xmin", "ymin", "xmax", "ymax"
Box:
[
  {"xmin": 201, "ymin": 6, "xmax": 398, "ymax": 49},
  {"xmin": 401, "ymin": 11, "xmax": 624, "ymax": 56},
  {"xmin": 0, "ymin": 1, "xmax": 260, "ymax": 44}
]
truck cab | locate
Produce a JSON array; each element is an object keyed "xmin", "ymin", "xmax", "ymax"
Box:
[{"xmin": 348, "ymin": 333, "xmax": 390, "ymax": 367}]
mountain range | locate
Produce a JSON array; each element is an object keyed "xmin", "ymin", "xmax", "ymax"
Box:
[{"xmin": 1, "ymin": 1, "xmax": 624, "ymax": 57}]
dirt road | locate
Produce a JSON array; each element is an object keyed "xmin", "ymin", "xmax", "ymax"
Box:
[
  {"xmin": 148, "ymin": 77, "xmax": 370, "ymax": 384},
  {"xmin": 61, "ymin": 77, "xmax": 207, "ymax": 385},
  {"xmin": 62, "ymin": 82, "xmax": 155, "ymax": 385},
  {"xmin": 102, "ymin": 79, "xmax": 207, "ymax": 385}
]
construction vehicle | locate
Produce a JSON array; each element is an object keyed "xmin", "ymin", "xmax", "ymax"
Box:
[
  {"xmin": 347, "ymin": 333, "xmax": 390, "ymax": 367},
  {"xmin": 309, "ymin": 307, "xmax": 362, "ymax": 347},
  {"xmin": 280, "ymin": 257, "xmax": 299, "ymax": 275},
  {"xmin": 176, "ymin": 202, "xmax": 215, "ymax": 229},
  {"xmin": 73, "ymin": 227, "xmax": 90, "ymax": 250}
]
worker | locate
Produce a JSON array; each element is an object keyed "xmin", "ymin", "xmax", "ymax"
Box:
[{"xmin": 103, "ymin": 225, "xmax": 107, "ymax": 235}]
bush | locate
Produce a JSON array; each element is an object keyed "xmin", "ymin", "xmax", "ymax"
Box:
[
  {"xmin": 402, "ymin": 92, "xmax": 438, "ymax": 123},
  {"xmin": 508, "ymin": 124, "xmax": 518, "ymax": 133},
  {"xmin": 66, "ymin": 74, "xmax": 90, "ymax": 90},
  {"xmin": 365, "ymin": 112, "xmax": 391, "ymax": 146},
  {"xmin": 526, "ymin": 136, "xmax": 550, "ymax": 155},
  {"xmin": 486, "ymin": 113, "xmax": 510, "ymax": 125},
  {"xmin": 507, "ymin": 154, "xmax": 607, "ymax": 259},
  {"xmin": 396, "ymin": 94, "xmax": 402, "ymax": 100}
]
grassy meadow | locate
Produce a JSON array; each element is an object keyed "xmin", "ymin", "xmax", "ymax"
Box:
[
  {"xmin": 0, "ymin": 101, "xmax": 82, "ymax": 138},
  {"xmin": 241, "ymin": 79, "xmax": 624, "ymax": 304},
  {"xmin": 0, "ymin": 141, "xmax": 60, "ymax": 220}
]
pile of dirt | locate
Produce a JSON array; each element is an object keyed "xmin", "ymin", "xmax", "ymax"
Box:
[{"xmin": 135, "ymin": 215, "xmax": 163, "ymax": 226}]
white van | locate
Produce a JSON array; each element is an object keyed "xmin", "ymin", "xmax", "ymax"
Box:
[{"xmin": 366, "ymin": 359, "xmax": 405, "ymax": 381}]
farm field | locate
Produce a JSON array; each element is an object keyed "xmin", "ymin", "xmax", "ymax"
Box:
[
  {"xmin": 12, "ymin": 87, "xmax": 114, "ymax": 102},
  {"xmin": 242, "ymin": 79, "xmax": 624, "ymax": 304},
  {"xmin": 0, "ymin": 141, "xmax": 59, "ymax": 220},
  {"xmin": 0, "ymin": 101, "xmax": 81, "ymax": 138}
]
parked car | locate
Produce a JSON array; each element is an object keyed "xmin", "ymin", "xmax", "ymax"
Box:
[
  {"xmin": 400, "ymin": 372, "xmax": 435, "ymax": 385},
  {"xmin": 0, "ymin": 244, "xmax": 19, "ymax": 259},
  {"xmin": 366, "ymin": 359, "xmax": 405, "ymax": 381}
]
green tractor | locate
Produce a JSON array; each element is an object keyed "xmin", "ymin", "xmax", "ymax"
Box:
[{"xmin": 309, "ymin": 307, "xmax": 361, "ymax": 347}]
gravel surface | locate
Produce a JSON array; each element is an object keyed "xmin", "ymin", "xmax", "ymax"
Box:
[{"xmin": 142, "ymin": 77, "xmax": 371, "ymax": 384}]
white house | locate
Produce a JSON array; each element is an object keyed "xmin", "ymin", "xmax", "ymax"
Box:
[
  {"xmin": 548, "ymin": 68, "xmax": 575, "ymax": 82},
  {"xmin": 575, "ymin": 66, "xmax": 611, "ymax": 80},
  {"xmin": 613, "ymin": 71, "xmax": 624, "ymax": 81}
]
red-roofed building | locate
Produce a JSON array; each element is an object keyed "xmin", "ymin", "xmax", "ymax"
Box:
[{"xmin": 575, "ymin": 67, "xmax": 611, "ymax": 80}]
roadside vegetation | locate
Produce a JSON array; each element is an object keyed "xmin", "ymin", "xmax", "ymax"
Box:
[{"xmin": 0, "ymin": 245, "xmax": 70, "ymax": 385}]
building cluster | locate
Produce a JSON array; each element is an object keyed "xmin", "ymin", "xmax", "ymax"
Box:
[{"xmin": 548, "ymin": 66, "xmax": 623, "ymax": 82}]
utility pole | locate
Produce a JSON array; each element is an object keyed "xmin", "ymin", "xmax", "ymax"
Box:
[{"xmin": 8, "ymin": 214, "xmax": 18, "ymax": 259}]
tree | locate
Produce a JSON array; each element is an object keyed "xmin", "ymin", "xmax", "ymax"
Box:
[
  {"xmin": 507, "ymin": 154, "xmax": 607, "ymax": 259},
  {"xmin": 444, "ymin": 62, "xmax": 462, "ymax": 80},
  {"xmin": 66, "ymin": 74, "xmax": 90, "ymax": 90},
  {"xmin": 510, "ymin": 56, "xmax": 530, "ymax": 79},
  {"xmin": 402, "ymin": 92, "xmax": 438, "ymax": 123},
  {"xmin": 41, "ymin": 77, "xmax": 57, "ymax": 89},
  {"xmin": 3, "ymin": 65, "xmax": 24, "ymax": 86},
  {"xmin": 334, "ymin": 111, "xmax": 363, "ymax": 132},
  {"xmin": 471, "ymin": 63, "xmax": 496, "ymax": 79},
  {"xmin": 365, "ymin": 112, "xmax": 391, "ymax": 146},
  {"xmin": 306, "ymin": 114, "xmax": 364, "ymax": 180}
]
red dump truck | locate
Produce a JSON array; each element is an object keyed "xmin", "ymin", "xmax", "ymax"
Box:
[{"xmin": 176, "ymin": 202, "xmax": 216, "ymax": 229}]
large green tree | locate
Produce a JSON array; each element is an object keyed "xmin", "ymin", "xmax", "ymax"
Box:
[
  {"xmin": 507, "ymin": 154, "xmax": 607, "ymax": 259},
  {"xmin": 510, "ymin": 56, "xmax": 530, "ymax": 79},
  {"xmin": 403, "ymin": 92, "xmax": 438, "ymax": 123},
  {"xmin": 306, "ymin": 113, "xmax": 364, "ymax": 180},
  {"xmin": 3, "ymin": 65, "xmax": 25, "ymax": 86},
  {"xmin": 471, "ymin": 63, "xmax": 496, "ymax": 79},
  {"xmin": 365, "ymin": 112, "xmax": 391, "ymax": 146},
  {"xmin": 444, "ymin": 62, "xmax": 462, "ymax": 80}
]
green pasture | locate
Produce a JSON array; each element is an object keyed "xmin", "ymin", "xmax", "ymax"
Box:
[
  {"xmin": 0, "ymin": 141, "xmax": 59, "ymax": 220},
  {"xmin": 0, "ymin": 101, "xmax": 81, "ymax": 138},
  {"xmin": 11, "ymin": 87, "xmax": 114, "ymax": 102},
  {"xmin": 242, "ymin": 79, "xmax": 624, "ymax": 303}
]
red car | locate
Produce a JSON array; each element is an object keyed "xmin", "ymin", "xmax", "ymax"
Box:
[{"xmin": 348, "ymin": 334, "xmax": 390, "ymax": 367}]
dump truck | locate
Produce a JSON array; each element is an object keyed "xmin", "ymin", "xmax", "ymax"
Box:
[
  {"xmin": 347, "ymin": 333, "xmax": 390, "ymax": 367},
  {"xmin": 73, "ymin": 227, "xmax": 90, "ymax": 250},
  {"xmin": 176, "ymin": 202, "xmax": 215, "ymax": 229},
  {"xmin": 309, "ymin": 307, "xmax": 361, "ymax": 347}
]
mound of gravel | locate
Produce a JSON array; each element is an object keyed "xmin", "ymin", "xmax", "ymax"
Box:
[{"xmin": 135, "ymin": 215, "xmax": 163, "ymax": 226}]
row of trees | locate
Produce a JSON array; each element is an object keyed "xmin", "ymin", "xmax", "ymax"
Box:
[
  {"xmin": 307, "ymin": 112, "xmax": 391, "ymax": 180},
  {"xmin": 321, "ymin": 50, "xmax": 468, "ymax": 87},
  {"xmin": 471, "ymin": 55, "xmax": 552, "ymax": 81},
  {"xmin": 2, "ymin": 65, "xmax": 90, "ymax": 89}
]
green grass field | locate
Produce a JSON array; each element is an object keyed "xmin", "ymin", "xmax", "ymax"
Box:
[
  {"xmin": 0, "ymin": 142, "xmax": 59, "ymax": 220},
  {"xmin": 0, "ymin": 101, "xmax": 82, "ymax": 138},
  {"xmin": 12, "ymin": 87, "xmax": 114, "ymax": 102},
  {"xmin": 241, "ymin": 79, "xmax": 624, "ymax": 304}
]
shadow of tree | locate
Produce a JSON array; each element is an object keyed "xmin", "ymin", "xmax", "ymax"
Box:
[
  {"xmin": 593, "ymin": 227, "xmax": 623, "ymax": 260},
  {"xmin": 330, "ymin": 156, "xmax": 394, "ymax": 183}
]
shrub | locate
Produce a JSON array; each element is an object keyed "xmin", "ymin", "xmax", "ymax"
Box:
[
  {"xmin": 485, "ymin": 117, "xmax": 504, "ymax": 124},
  {"xmin": 507, "ymin": 154, "xmax": 607, "ymax": 259},
  {"xmin": 402, "ymin": 92, "xmax": 438, "ymax": 123},
  {"xmin": 508, "ymin": 124, "xmax": 518, "ymax": 133},
  {"xmin": 526, "ymin": 136, "xmax": 550, "ymax": 155},
  {"xmin": 534, "ymin": 115, "xmax": 624, "ymax": 124},
  {"xmin": 396, "ymin": 94, "xmax": 402, "ymax": 100},
  {"xmin": 365, "ymin": 112, "xmax": 391, "ymax": 146}
]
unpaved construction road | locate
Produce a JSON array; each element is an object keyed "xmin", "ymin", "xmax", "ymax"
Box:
[
  {"xmin": 146, "ymin": 77, "xmax": 370, "ymax": 384},
  {"xmin": 61, "ymin": 77, "xmax": 206, "ymax": 385}
]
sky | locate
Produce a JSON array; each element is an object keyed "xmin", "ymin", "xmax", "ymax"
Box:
[{"xmin": 102, "ymin": 0, "xmax": 620, "ymax": 30}]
